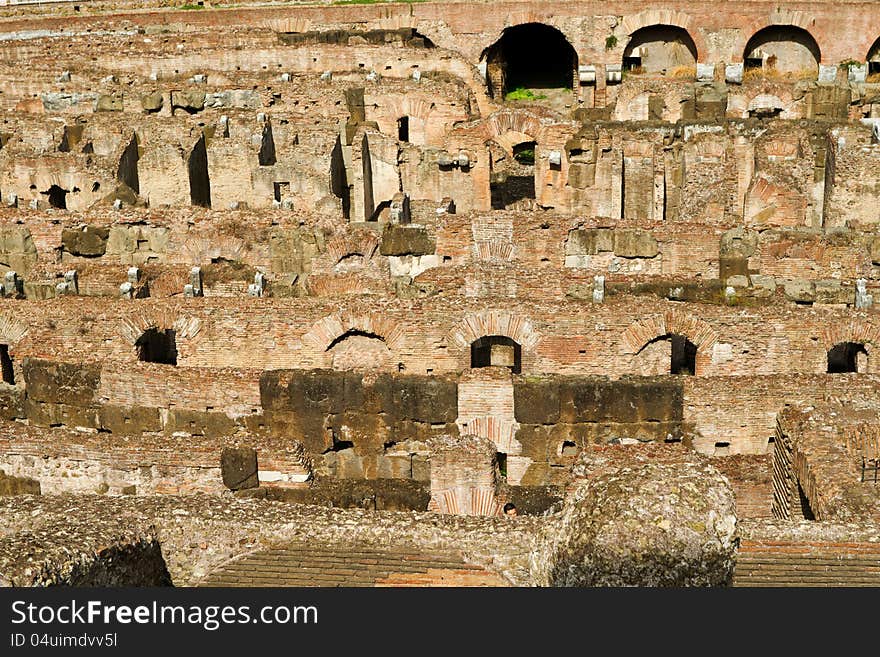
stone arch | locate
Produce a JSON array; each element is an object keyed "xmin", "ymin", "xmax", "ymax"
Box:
[
  {"xmin": 325, "ymin": 231, "xmax": 379, "ymax": 269},
  {"xmin": 732, "ymin": 12, "xmax": 822, "ymax": 66},
  {"xmin": 868, "ymin": 36, "xmax": 880, "ymax": 76},
  {"xmin": 743, "ymin": 25, "xmax": 820, "ymax": 76},
  {"xmin": 301, "ymin": 312, "xmax": 405, "ymax": 354},
  {"xmin": 0, "ymin": 314, "xmax": 28, "ymax": 347},
  {"xmin": 326, "ymin": 329, "xmax": 392, "ymax": 370},
  {"xmin": 0, "ymin": 313, "xmax": 28, "ymax": 386},
  {"xmin": 624, "ymin": 312, "xmax": 719, "ymax": 376},
  {"xmin": 622, "ymin": 311, "xmax": 720, "ymax": 355},
  {"xmin": 619, "ymin": 10, "xmax": 707, "ymax": 63},
  {"xmin": 380, "ymin": 96, "xmax": 436, "ymax": 146},
  {"xmin": 447, "ymin": 310, "xmax": 541, "ymax": 352},
  {"xmin": 181, "ymin": 234, "xmax": 247, "ymax": 264},
  {"xmin": 481, "ymin": 109, "xmax": 546, "ymax": 144},
  {"xmin": 821, "ymin": 320, "xmax": 880, "ymax": 354},
  {"xmin": 117, "ymin": 310, "xmax": 202, "ymax": 348},
  {"xmin": 622, "ymin": 25, "xmax": 699, "ymax": 76},
  {"xmin": 481, "ymin": 23, "xmax": 578, "ymax": 98}
]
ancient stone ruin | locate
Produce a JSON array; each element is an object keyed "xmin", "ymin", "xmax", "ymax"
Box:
[{"xmin": 1, "ymin": 0, "xmax": 880, "ymax": 587}]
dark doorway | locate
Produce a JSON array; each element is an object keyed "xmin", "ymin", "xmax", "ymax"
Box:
[
  {"xmin": 43, "ymin": 185, "xmax": 68, "ymax": 209},
  {"xmin": 397, "ymin": 116, "xmax": 409, "ymax": 142},
  {"xmin": 670, "ymin": 334, "xmax": 697, "ymax": 375},
  {"xmin": 470, "ymin": 336, "xmax": 522, "ymax": 374},
  {"xmin": 329, "ymin": 135, "xmax": 350, "ymax": 220},
  {"xmin": 117, "ymin": 132, "xmax": 140, "ymax": 194},
  {"xmin": 0, "ymin": 344, "xmax": 14, "ymax": 384},
  {"xmin": 258, "ymin": 122, "xmax": 276, "ymax": 166},
  {"xmin": 188, "ymin": 134, "xmax": 211, "ymax": 208},
  {"xmin": 483, "ymin": 23, "xmax": 577, "ymax": 98},
  {"xmin": 827, "ymin": 342, "xmax": 867, "ymax": 373},
  {"xmin": 136, "ymin": 328, "xmax": 178, "ymax": 365},
  {"xmin": 490, "ymin": 141, "xmax": 536, "ymax": 210}
]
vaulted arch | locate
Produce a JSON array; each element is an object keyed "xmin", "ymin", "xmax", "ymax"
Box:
[
  {"xmin": 117, "ymin": 310, "xmax": 202, "ymax": 346},
  {"xmin": 301, "ymin": 312, "xmax": 405, "ymax": 353},
  {"xmin": 447, "ymin": 310, "xmax": 541, "ymax": 351},
  {"xmin": 481, "ymin": 23, "xmax": 577, "ymax": 99},
  {"xmin": 619, "ymin": 10, "xmax": 707, "ymax": 62},
  {"xmin": 622, "ymin": 311, "xmax": 720, "ymax": 355}
]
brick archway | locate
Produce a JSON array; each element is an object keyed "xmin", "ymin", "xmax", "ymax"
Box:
[
  {"xmin": 619, "ymin": 10, "xmax": 707, "ymax": 63},
  {"xmin": 622, "ymin": 310, "xmax": 720, "ymax": 355},
  {"xmin": 0, "ymin": 314, "xmax": 28, "ymax": 347},
  {"xmin": 301, "ymin": 312, "xmax": 405, "ymax": 353},
  {"xmin": 324, "ymin": 230, "xmax": 379, "ymax": 266},
  {"xmin": 731, "ymin": 12, "xmax": 823, "ymax": 64},
  {"xmin": 117, "ymin": 310, "xmax": 202, "ymax": 346},
  {"xmin": 821, "ymin": 320, "xmax": 880, "ymax": 353},
  {"xmin": 447, "ymin": 310, "xmax": 541, "ymax": 351}
]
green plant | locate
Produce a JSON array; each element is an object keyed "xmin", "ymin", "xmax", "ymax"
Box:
[
  {"xmin": 178, "ymin": 3, "xmax": 204, "ymax": 9},
  {"xmin": 838, "ymin": 58, "xmax": 862, "ymax": 69},
  {"xmin": 605, "ymin": 34, "xmax": 618, "ymax": 50},
  {"xmin": 504, "ymin": 87, "xmax": 547, "ymax": 101},
  {"xmin": 513, "ymin": 147, "xmax": 535, "ymax": 165}
]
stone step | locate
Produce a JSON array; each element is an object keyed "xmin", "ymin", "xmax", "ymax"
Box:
[{"xmin": 200, "ymin": 542, "xmax": 505, "ymax": 588}]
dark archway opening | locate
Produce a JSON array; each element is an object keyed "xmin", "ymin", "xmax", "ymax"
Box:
[
  {"xmin": 827, "ymin": 341, "xmax": 867, "ymax": 373},
  {"xmin": 136, "ymin": 328, "xmax": 178, "ymax": 366},
  {"xmin": 743, "ymin": 26, "xmax": 820, "ymax": 76},
  {"xmin": 869, "ymin": 37, "xmax": 880, "ymax": 78},
  {"xmin": 361, "ymin": 133, "xmax": 374, "ymax": 221},
  {"xmin": 623, "ymin": 25, "xmax": 698, "ymax": 75},
  {"xmin": 258, "ymin": 121, "xmax": 276, "ymax": 166},
  {"xmin": 490, "ymin": 140, "xmax": 536, "ymax": 210},
  {"xmin": 470, "ymin": 336, "xmax": 522, "ymax": 374},
  {"xmin": 0, "ymin": 344, "xmax": 14, "ymax": 385},
  {"xmin": 325, "ymin": 329, "xmax": 385, "ymax": 352},
  {"xmin": 188, "ymin": 134, "xmax": 211, "ymax": 208},
  {"xmin": 42, "ymin": 185, "xmax": 68, "ymax": 209},
  {"xmin": 369, "ymin": 199, "xmax": 392, "ymax": 222},
  {"xmin": 397, "ymin": 116, "xmax": 409, "ymax": 143},
  {"xmin": 329, "ymin": 135, "xmax": 350, "ymax": 220},
  {"xmin": 483, "ymin": 23, "xmax": 577, "ymax": 99},
  {"xmin": 117, "ymin": 132, "xmax": 140, "ymax": 195}
]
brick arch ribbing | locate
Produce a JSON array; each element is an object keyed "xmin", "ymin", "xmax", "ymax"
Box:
[
  {"xmin": 325, "ymin": 231, "xmax": 379, "ymax": 265},
  {"xmin": 0, "ymin": 314, "xmax": 28, "ymax": 346},
  {"xmin": 447, "ymin": 310, "xmax": 541, "ymax": 351},
  {"xmin": 481, "ymin": 109, "xmax": 546, "ymax": 143},
  {"xmin": 821, "ymin": 320, "xmax": 880, "ymax": 352},
  {"xmin": 117, "ymin": 310, "xmax": 202, "ymax": 346},
  {"xmin": 382, "ymin": 96, "xmax": 436, "ymax": 126},
  {"xmin": 622, "ymin": 311, "xmax": 720, "ymax": 355},
  {"xmin": 301, "ymin": 312, "xmax": 405, "ymax": 352}
]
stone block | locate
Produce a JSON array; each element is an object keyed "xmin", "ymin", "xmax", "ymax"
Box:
[
  {"xmin": 140, "ymin": 91, "xmax": 164, "ymax": 112},
  {"xmin": 613, "ymin": 230, "xmax": 659, "ymax": 258},
  {"xmin": 164, "ymin": 409, "xmax": 237, "ymax": 437},
  {"xmin": 95, "ymin": 94, "xmax": 123, "ymax": 112},
  {"xmin": 379, "ymin": 225, "xmax": 435, "ymax": 256},
  {"xmin": 61, "ymin": 226, "xmax": 109, "ymax": 257},
  {"xmin": 782, "ymin": 279, "xmax": 815, "ymax": 303},
  {"xmin": 815, "ymin": 280, "xmax": 851, "ymax": 305},
  {"xmin": 514, "ymin": 379, "xmax": 560, "ymax": 424},
  {"xmin": 565, "ymin": 228, "xmax": 613, "ymax": 256},
  {"xmin": 171, "ymin": 90, "xmax": 205, "ymax": 112},
  {"xmin": 220, "ymin": 447, "xmax": 259, "ymax": 490},
  {"xmin": 99, "ymin": 405, "xmax": 162, "ymax": 434},
  {"xmin": 22, "ymin": 359, "xmax": 100, "ymax": 406}
]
